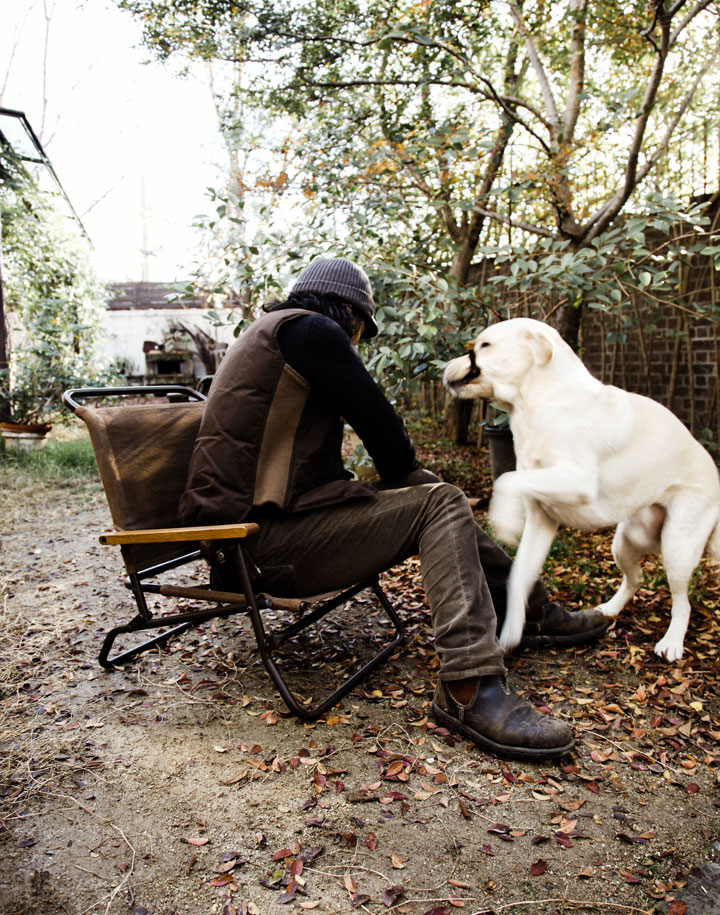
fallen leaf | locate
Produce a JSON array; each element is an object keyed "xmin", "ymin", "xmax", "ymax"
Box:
[
  {"xmin": 277, "ymin": 880, "xmax": 298, "ymax": 904},
  {"xmin": 299, "ymin": 846, "xmax": 324, "ymax": 866},
  {"xmin": 344, "ymin": 873, "xmax": 357, "ymax": 894},
  {"xmin": 530, "ymin": 859, "xmax": 547, "ymax": 876},
  {"xmin": 389, "ymin": 853, "xmax": 406, "ymax": 869},
  {"xmin": 382, "ymin": 884, "xmax": 405, "ymax": 907},
  {"xmin": 211, "ymin": 874, "xmax": 236, "ymax": 888},
  {"xmin": 385, "ymin": 760, "xmax": 405, "ymax": 779}
]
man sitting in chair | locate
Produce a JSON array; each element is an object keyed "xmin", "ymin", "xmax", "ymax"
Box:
[{"xmin": 179, "ymin": 257, "xmax": 607, "ymax": 761}]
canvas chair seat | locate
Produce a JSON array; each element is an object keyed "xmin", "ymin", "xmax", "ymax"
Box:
[{"xmin": 63, "ymin": 385, "xmax": 404, "ymax": 721}]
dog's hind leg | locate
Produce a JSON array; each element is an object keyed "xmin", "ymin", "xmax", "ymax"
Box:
[
  {"xmin": 654, "ymin": 502, "xmax": 716, "ymax": 661},
  {"xmin": 597, "ymin": 511, "xmax": 661, "ymax": 620},
  {"xmin": 499, "ymin": 502, "xmax": 558, "ymax": 652}
]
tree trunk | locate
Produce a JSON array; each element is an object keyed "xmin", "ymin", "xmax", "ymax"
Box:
[
  {"xmin": 445, "ymin": 397, "xmax": 474, "ymax": 445},
  {"xmin": 555, "ymin": 300, "xmax": 582, "ymax": 351}
]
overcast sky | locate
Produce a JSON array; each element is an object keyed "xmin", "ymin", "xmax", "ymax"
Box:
[{"xmin": 1, "ymin": 0, "xmax": 225, "ymax": 283}]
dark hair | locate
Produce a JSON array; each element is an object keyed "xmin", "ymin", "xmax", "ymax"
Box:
[{"xmin": 264, "ymin": 291, "xmax": 363, "ymax": 339}]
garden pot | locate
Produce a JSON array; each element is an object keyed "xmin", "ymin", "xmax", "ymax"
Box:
[
  {"xmin": 0, "ymin": 421, "xmax": 52, "ymax": 453},
  {"xmin": 484, "ymin": 424, "xmax": 516, "ymax": 480}
]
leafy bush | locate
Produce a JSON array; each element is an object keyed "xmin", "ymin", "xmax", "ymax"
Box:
[{"xmin": 0, "ymin": 148, "xmax": 113, "ymax": 424}]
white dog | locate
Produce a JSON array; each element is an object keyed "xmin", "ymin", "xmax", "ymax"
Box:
[{"xmin": 443, "ymin": 317, "xmax": 720, "ymax": 662}]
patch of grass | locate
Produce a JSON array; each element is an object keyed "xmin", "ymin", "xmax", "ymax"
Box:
[
  {"xmin": 0, "ymin": 434, "xmax": 101, "ymax": 524},
  {"xmin": 0, "ymin": 436, "xmax": 98, "ymax": 487}
]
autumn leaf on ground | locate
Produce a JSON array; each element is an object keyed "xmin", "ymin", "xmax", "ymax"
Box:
[
  {"xmin": 382, "ymin": 884, "xmax": 405, "ymax": 907},
  {"xmin": 344, "ymin": 872, "xmax": 357, "ymax": 894},
  {"xmin": 530, "ymin": 859, "xmax": 547, "ymax": 876}
]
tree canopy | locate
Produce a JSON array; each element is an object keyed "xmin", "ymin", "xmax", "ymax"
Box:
[{"xmin": 120, "ymin": 0, "xmax": 720, "ymax": 357}]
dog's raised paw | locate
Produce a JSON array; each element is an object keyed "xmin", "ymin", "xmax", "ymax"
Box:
[
  {"xmin": 499, "ymin": 617, "xmax": 524, "ymax": 653},
  {"xmin": 489, "ymin": 493, "xmax": 525, "ymax": 546}
]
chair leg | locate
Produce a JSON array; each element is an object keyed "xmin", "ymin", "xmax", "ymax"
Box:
[
  {"xmin": 229, "ymin": 543, "xmax": 405, "ymax": 721},
  {"xmin": 99, "ymin": 619, "xmax": 193, "ymax": 669},
  {"xmin": 98, "ymin": 571, "xmax": 245, "ymax": 669}
]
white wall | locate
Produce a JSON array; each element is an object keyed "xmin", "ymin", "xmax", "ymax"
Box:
[{"xmin": 103, "ymin": 308, "xmax": 238, "ymax": 376}]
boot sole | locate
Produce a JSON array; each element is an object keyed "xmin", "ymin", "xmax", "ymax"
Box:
[
  {"xmin": 431, "ymin": 702, "xmax": 575, "ymax": 762},
  {"xmin": 517, "ymin": 618, "xmax": 609, "ymax": 651}
]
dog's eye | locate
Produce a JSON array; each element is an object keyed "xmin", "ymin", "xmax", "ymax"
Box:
[{"xmin": 480, "ymin": 342, "xmax": 490, "ymax": 349}]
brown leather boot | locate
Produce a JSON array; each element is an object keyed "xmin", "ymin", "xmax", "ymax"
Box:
[
  {"xmin": 519, "ymin": 602, "xmax": 609, "ymax": 650},
  {"xmin": 432, "ymin": 675, "xmax": 574, "ymax": 761}
]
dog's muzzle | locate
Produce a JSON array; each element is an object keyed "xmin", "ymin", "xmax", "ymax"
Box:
[{"xmin": 447, "ymin": 346, "xmax": 481, "ymax": 390}]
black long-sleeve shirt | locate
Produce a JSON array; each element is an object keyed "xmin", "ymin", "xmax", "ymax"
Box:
[{"xmin": 276, "ymin": 313, "xmax": 419, "ymax": 483}]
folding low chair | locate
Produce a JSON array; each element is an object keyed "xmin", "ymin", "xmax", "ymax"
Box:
[{"xmin": 63, "ymin": 386, "xmax": 405, "ymax": 720}]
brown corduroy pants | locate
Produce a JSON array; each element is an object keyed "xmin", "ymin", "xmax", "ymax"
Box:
[{"xmin": 245, "ymin": 482, "xmax": 549, "ymax": 681}]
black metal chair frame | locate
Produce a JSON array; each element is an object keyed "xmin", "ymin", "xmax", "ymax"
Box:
[{"xmin": 63, "ymin": 385, "xmax": 405, "ymax": 721}]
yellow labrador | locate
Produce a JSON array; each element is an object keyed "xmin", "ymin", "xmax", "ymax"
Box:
[{"xmin": 444, "ymin": 317, "xmax": 720, "ymax": 661}]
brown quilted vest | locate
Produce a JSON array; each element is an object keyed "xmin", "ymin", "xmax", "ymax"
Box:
[{"xmin": 178, "ymin": 309, "xmax": 376, "ymax": 524}]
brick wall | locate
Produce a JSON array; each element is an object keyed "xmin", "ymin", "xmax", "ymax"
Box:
[{"xmin": 580, "ymin": 296, "xmax": 719, "ymax": 447}]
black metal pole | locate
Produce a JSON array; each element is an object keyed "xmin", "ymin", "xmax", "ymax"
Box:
[{"xmin": 0, "ymin": 244, "xmax": 9, "ymax": 422}]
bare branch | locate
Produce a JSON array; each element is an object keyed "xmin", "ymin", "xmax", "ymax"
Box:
[
  {"xmin": 508, "ymin": 2, "xmax": 560, "ymax": 130},
  {"xmin": 583, "ymin": 41, "xmax": 720, "ymax": 243},
  {"xmin": 80, "ymin": 177, "xmax": 126, "ymax": 219},
  {"xmin": 581, "ymin": 8, "xmax": 672, "ymax": 240},
  {"xmin": 635, "ymin": 45, "xmax": 720, "ymax": 185},
  {"xmin": 562, "ymin": 0, "xmax": 588, "ymax": 143},
  {"xmin": 670, "ymin": 0, "xmax": 715, "ymax": 47},
  {"xmin": 474, "ymin": 77, "xmax": 553, "ymax": 151},
  {"xmin": 40, "ymin": 0, "xmax": 57, "ymax": 144},
  {"xmin": 668, "ymin": 0, "xmax": 693, "ymax": 16},
  {"xmin": 472, "ymin": 206, "xmax": 555, "ymax": 238},
  {"xmin": 0, "ymin": 0, "xmax": 40, "ymax": 105}
]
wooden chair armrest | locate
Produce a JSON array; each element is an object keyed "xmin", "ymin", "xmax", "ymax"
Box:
[{"xmin": 99, "ymin": 522, "xmax": 260, "ymax": 546}]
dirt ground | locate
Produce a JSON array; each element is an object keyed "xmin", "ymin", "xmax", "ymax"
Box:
[{"xmin": 2, "ymin": 437, "xmax": 720, "ymax": 915}]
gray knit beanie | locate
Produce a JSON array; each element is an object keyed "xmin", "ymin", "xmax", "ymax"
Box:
[{"xmin": 290, "ymin": 257, "xmax": 378, "ymax": 339}]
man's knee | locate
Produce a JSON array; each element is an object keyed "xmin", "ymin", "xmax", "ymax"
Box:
[
  {"xmin": 375, "ymin": 468, "xmax": 442, "ymax": 490},
  {"xmin": 429, "ymin": 480, "xmax": 468, "ymax": 502},
  {"xmin": 425, "ymin": 481, "xmax": 475, "ymax": 517}
]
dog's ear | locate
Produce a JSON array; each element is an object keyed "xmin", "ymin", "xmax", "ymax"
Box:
[{"xmin": 524, "ymin": 326, "xmax": 554, "ymax": 366}]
